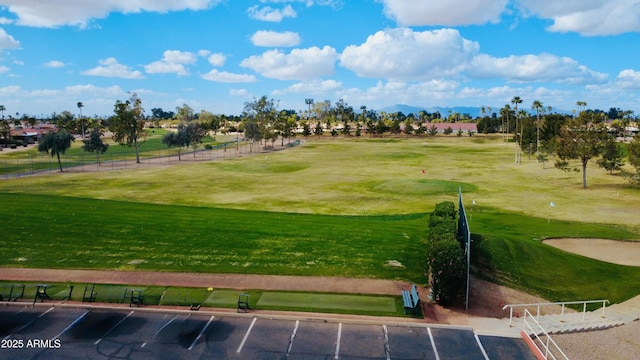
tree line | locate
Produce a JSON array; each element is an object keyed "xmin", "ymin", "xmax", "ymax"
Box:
[{"xmin": 11, "ymin": 94, "xmax": 640, "ymax": 186}]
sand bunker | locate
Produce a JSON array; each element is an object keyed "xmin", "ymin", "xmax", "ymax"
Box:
[{"xmin": 544, "ymin": 238, "xmax": 640, "ymax": 266}]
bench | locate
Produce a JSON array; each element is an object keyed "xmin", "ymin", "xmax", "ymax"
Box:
[
  {"xmin": 83, "ymin": 284, "xmax": 97, "ymax": 303},
  {"xmin": 127, "ymin": 289, "xmax": 143, "ymax": 307},
  {"xmin": 237, "ymin": 294, "xmax": 250, "ymax": 313},
  {"xmin": 402, "ymin": 285, "xmax": 420, "ymax": 315}
]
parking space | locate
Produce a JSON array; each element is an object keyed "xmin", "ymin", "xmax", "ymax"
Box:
[
  {"xmin": 0, "ymin": 305, "xmax": 535, "ymax": 360},
  {"xmin": 386, "ymin": 325, "xmax": 436, "ymax": 360},
  {"xmin": 430, "ymin": 327, "xmax": 487, "ymax": 360},
  {"xmin": 288, "ymin": 320, "xmax": 339, "ymax": 360}
]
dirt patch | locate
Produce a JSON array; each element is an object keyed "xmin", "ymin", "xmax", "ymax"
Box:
[{"xmin": 544, "ymin": 238, "xmax": 640, "ymax": 266}]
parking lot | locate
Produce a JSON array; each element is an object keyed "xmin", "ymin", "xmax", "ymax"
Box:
[{"xmin": 0, "ymin": 305, "xmax": 535, "ymax": 359}]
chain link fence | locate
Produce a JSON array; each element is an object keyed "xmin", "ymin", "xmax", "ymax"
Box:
[{"xmin": 1, "ymin": 140, "xmax": 302, "ymax": 179}]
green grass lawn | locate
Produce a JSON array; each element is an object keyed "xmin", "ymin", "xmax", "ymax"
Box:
[
  {"xmin": 1, "ymin": 135, "xmax": 639, "ymax": 305},
  {"xmin": 0, "ymin": 281, "xmax": 407, "ymax": 317},
  {"xmin": 0, "ymin": 129, "xmax": 228, "ymax": 176},
  {"xmin": 0, "ymin": 192, "xmax": 429, "ymax": 283},
  {"xmin": 471, "ymin": 210, "xmax": 640, "ymax": 304}
]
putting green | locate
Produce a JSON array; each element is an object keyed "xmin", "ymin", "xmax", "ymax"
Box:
[
  {"xmin": 257, "ymin": 292, "xmax": 396, "ymax": 312},
  {"xmin": 203, "ymin": 290, "xmax": 241, "ymax": 306}
]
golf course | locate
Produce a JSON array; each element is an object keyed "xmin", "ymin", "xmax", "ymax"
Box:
[{"xmin": 1, "ymin": 133, "xmax": 639, "ymax": 308}]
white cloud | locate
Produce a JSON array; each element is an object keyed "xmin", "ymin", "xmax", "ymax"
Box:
[
  {"xmin": 519, "ymin": 0, "xmax": 640, "ymax": 36},
  {"xmin": 241, "ymin": 46, "xmax": 338, "ymax": 80},
  {"xmin": 338, "ymin": 80, "xmax": 461, "ymax": 109},
  {"xmin": 1, "ymin": 0, "xmax": 219, "ymax": 28},
  {"xmin": 201, "ymin": 69, "xmax": 257, "ymax": 83},
  {"xmin": 82, "ymin": 57, "xmax": 144, "ymax": 79},
  {"xmin": 250, "ymin": 30, "xmax": 301, "ymax": 47},
  {"xmin": 43, "ymin": 60, "xmax": 65, "ymax": 68},
  {"xmin": 197, "ymin": 49, "xmax": 211, "ymax": 57},
  {"xmin": 0, "ymin": 65, "xmax": 9, "ymax": 74},
  {"xmin": 145, "ymin": 50, "xmax": 197, "ymax": 76},
  {"xmin": 230, "ymin": 88, "xmax": 251, "ymax": 97},
  {"xmin": 207, "ymin": 53, "xmax": 226, "ymax": 67},
  {"xmin": 615, "ymin": 69, "xmax": 640, "ymax": 89},
  {"xmin": 340, "ymin": 28, "xmax": 478, "ymax": 81},
  {"xmin": 277, "ymin": 79, "xmax": 343, "ymax": 95},
  {"xmin": 258, "ymin": 0, "xmax": 342, "ymax": 7},
  {"xmin": 469, "ymin": 53, "xmax": 608, "ymax": 85},
  {"xmin": 379, "ymin": 0, "xmax": 508, "ymax": 26},
  {"xmin": 0, "ymin": 28, "xmax": 20, "ymax": 50},
  {"xmin": 0, "ymin": 18, "xmax": 13, "ymax": 25},
  {"xmin": 247, "ymin": 5, "xmax": 297, "ymax": 22}
]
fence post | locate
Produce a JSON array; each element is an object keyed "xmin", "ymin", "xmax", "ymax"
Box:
[{"xmin": 509, "ymin": 306, "xmax": 514, "ymax": 326}]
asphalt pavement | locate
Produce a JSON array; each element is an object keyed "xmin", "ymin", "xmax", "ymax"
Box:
[{"xmin": 0, "ymin": 303, "xmax": 536, "ymax": 360}]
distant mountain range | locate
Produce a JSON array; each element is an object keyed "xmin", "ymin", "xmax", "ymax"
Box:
[{"xmin": 378, "ymin": 104, "xmax": 571, "ymax": 118}]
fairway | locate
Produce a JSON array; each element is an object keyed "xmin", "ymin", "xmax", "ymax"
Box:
[
  {"xmin": 1, "ymin": 136, "xmax": 637, "ymax": 224},
  {"xmin": 1, "ymin": 136, "xmax": 640, "ymax": 304}
]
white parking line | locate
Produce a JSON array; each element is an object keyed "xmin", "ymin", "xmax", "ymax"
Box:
[
  {"xmin": 142, "ymin": 313, "xmax": 179, "ymax": 348},
  {"xmin": 383, "ymin": 325, "xmax": 391, "ymax": 360},
  {"xmin": 188, "ymin": 315, "xmax": 215, "ymax": 350},
  {"xmin": 286, "ymin": 320, "xmax": 300, "ymax": 358},
  {"xmin": 237, "ymin": 317, "xmax": 257, "ymax": 353},
  {"xmin": 334, "ymin": 322, "xmax": 342, "ymax": 359},
  {"xmin": 2, "ymin": 307, "xmax": 55, "ymax": 341},
  {"xmin": 94, "ymin": 311, "xmax": 133, "ymax": 345},
  {"xmin": 54, "ymin": 310, "xmax": 89, "ymax": 339},
  {"xmin": 474, "ymin": 333, "xmax": 490, "ymax": 360},
  {"xmin": 428, "ymin": 327, "xmax": 440, "ymax": 360}
]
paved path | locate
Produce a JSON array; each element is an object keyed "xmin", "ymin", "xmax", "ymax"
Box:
[{"xmin": 0, "ymin": 268, "xmax": 410, "ymax": 296}]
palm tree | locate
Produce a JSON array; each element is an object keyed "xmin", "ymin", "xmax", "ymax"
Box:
[
  {"xmin": 511, "ymin": 96, "xmax": 523, "ymax": 163},
  {"xmin": 0, "ymin": 105, "xmax": 5, "ymax": 120},
  {"xmin": 501, "ymin": 104, "xmax": 511, "ymax": 144},
  {"xmin": 77, "ymin": 101, "xmax": 85, "ymax": 138},
  {"xmin": 575, "ymin": 101, "xmax": 587, "ymax": 114},
  {"xmin": 532, "ymin": 100, "xmax": 543, "ymax": 153}
]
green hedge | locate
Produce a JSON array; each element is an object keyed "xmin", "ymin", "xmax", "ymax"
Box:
[{"xmin": 427, "ymin": 201, "xmax": 465, "ymax": 306}]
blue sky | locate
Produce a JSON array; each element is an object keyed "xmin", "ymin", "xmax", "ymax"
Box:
[{"xmin": 0, "ymin": 0, "xmax": 639, "ymax": 118}]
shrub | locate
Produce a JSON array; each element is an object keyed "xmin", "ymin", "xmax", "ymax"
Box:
[
  {"xmin": 432, "ymin": 201, "xmax": 456, "ymax": 218},
  {"xmin": 428, "ymin": 240, "xmax": 466, "ymax": 305},
  {"xmin": 428, "ymin": 217, "xmax": 457, "ymax": 242}
]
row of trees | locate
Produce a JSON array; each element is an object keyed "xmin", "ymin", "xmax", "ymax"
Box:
[
  {"xmin": 474, "ymin": 97, "xmax": 637, "ymax": 188},
  {"xmin": 24, "ymin": 94, "xmax": 640, "ymax": 186}
]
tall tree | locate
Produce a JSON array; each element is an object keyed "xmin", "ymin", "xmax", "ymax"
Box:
[
  {"xmin": 554, "ymin": 116, "xmax": 610, "ymax": 188},
  {"xmin": 243, "ymin": 96, "xmax": 277, "ymax": 148},
  {"xmin": 162, "ymin": 127, "xmax": 188, "ymax": 160},
  {"xmin": 82, "ymin": 127, "xmax": 109, "ymax": 165},
  {"xmin": 38, "ymin": 130, "xmax": 75, "ymax": 172},
  {"xmin": 626, "ymin": 136, "xmax": 640, "ymax": 183},
  {"xmin": 0, "ymin": 119, "xmax": 10, "ymax": 146},
  {"xmin": 531, "ymin": 100, "xmax": 543, "ymax": 153},
  {"xmin": 184, "ymin": 121, "xmax": 206, "ymax": 156},
  {"xmin": 0, "ymin": 105, "xmax": 5, "ymax": 119},
  {"xmin": 175, "ymin": 104, "xmax": 195, "ymax": 122},
  {"xmin": 109, "ymin": 93, "xmax": 145, "ymax": 163},
  {"xmin": 77, "ymin": 101, "xmax": 85, "ymax": 139},
  {"xmin": 511, "ymin": 96, "xmax": 523, "ymax": 163},
  {"xmin": 596, "ymin": 137, "xmax": 625, "ymax": 174}
]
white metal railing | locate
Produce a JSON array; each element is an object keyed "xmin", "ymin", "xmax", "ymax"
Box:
[
  {"xmin": 502, "ymin": 300, "xmax": 609, "ymax": 326},
  {"xmin": 522, "ymin": 309, "xmax": 569, "ymax": 360}
]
